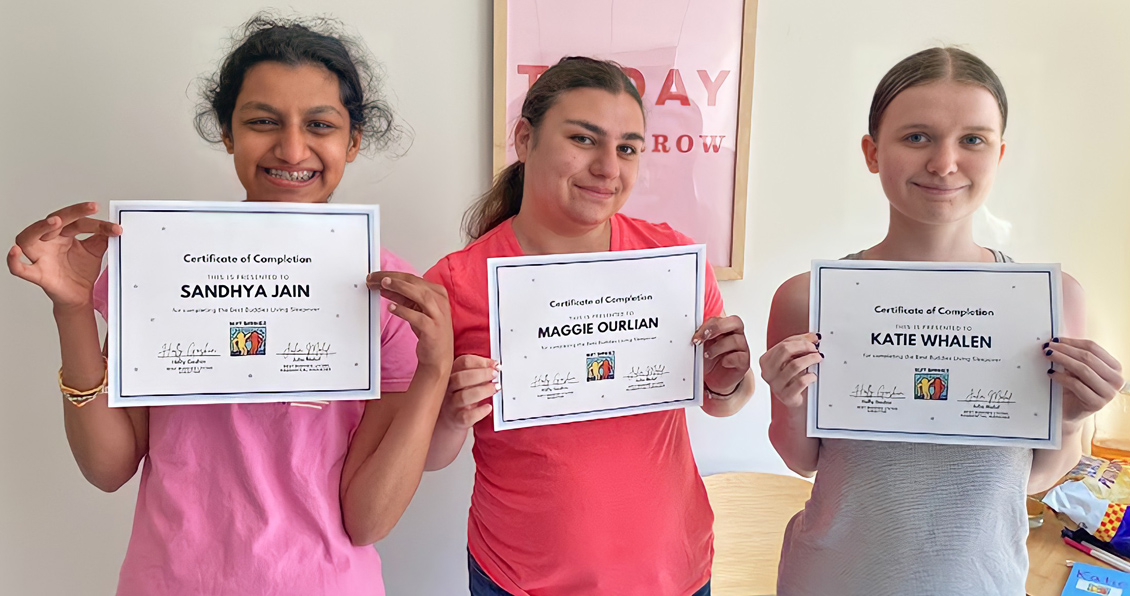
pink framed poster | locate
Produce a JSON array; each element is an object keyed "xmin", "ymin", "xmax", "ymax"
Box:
[{"xmin": 493, "ymin": 0, "xmax": 758, "ymax": 279}]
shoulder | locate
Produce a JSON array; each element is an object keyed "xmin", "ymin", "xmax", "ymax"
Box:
[
  {"xmin": 767, "ymin": 272, "xmax": 811, "ymax": 340},
  {"xmin": 615, "ymin": 214, "xmax": 697, "ymax": 248},
  {"xmin": 775, "ymin": 272, "xmax": 810, "ymax": 305}
]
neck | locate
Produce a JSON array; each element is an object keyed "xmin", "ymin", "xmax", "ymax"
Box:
[
  {"xmin": 511, "ymin": 208, "xmax": 612, "ymax": 256},
  {"xmin": 864, "ymin": 206, "xmax": 992, "ymax": 262}
]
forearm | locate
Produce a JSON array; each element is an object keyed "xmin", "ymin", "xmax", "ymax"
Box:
[
  {"xmin": 701, "ymin": 369, "xmax": 755, "ymax": 417},
  {"xmin": 768, "ymin": 398, "xmax": 820, "ymax": 477},
  {"xmin": 55, "ymin": 304, "xmax": 145, "ymax": 491},
  {"xmin": 423, "ymin": 417, "xmax": 470, "ymax": 471},
  {"xmin": 342, "ymin": 364, "xmax": 448, "ymax": 545},
  {"xmin": 1029, "ymin": 420, "xmax": 1084, "ymax": 494}
]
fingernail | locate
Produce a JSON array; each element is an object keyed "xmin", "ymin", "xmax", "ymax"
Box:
[
  {"xmin": 819, "ymin": 352, "xmax": 825, "ymax": 358},
  {"xmin": 388, "ymin": 303, "xmax": 396, "ymax": 311},
  {"xmin": 692, "ymin": 338, "xmax": 702, "ymax": 346},
  {"xmin": 381, "ymin": 278, "xmax": 391, "ymax": 288},
  {"xmin": 704, "ymin": 329, "xmax": 713, "ymax": 339},
  {"xmin": 1045, "ymin": 349, "xmax": 1052, "ymax": 356},
  {"xmin": 494, "ymin": 382, "xmax": 501, "ymax": 390},
  {"xmin": 1043, "ymin": 342, "xmax": 1049, "ymax": 349},
  {"xmin": 816, "ymin": 332, "xmax": 822, "ymax": 340},
  {"xmin": 494, "ymin": 362, "xmax": 502, "ymax": 370},
  {"xmin": 1047, "ymin": 368, "xmax": 1054, "ymax": 374},
  {"xmin": 704, "ymin": 351, "xmax": 711, "ymax": 359},
  {"xmin": 815, "ymin": 342, "xmax": 820, "ymax": 349},
  {"xmin": 1052, "ymin": 337, "xmax": 1060, "ymax": 343}
]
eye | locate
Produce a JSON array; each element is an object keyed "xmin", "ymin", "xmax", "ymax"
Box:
[
  {"xmin": 961, "ymin": 135, "xmax": 985, "ymax": 146},
  {"xmin": 246, "ymin": 118, "xmax": 278, "ymax": 127},
  {"xmin": 571, "ymin": 135, "xmax": 595, "ymax": 145},
  {"xmin": 904, "ymin": 133, "xmax": 928, "ymax": 144},
  {"xmin": 618, "ymin": 144, "xmax": 640, "ymax": 156},
  {"xmin": 308, "ymin": 121, "xmax": 336, "ymax": 133}
]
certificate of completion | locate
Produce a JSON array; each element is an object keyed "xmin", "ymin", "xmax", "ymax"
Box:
[
  {"xmin": 488, "ymin": 245, "xmax": 707, "ymax": 431},
  {"xmin": 809, "ymin": 260, "xmax": 1063, "ymax": 448},
  {"xmin": 106, "ymin": 201, "xmax": 380, "ymax": 407}
]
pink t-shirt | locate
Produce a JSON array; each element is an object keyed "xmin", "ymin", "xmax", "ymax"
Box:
[
  {"xmin": 93, "ymin": 248, "xmax": 418, "ymax": 596},
  {"xmin": 425, "ymin": 214, "xmax": 723, "ymax": 596}
]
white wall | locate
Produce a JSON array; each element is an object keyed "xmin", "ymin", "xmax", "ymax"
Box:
[{"xmin": 1, "ymin": 1, "xmax": 1126, "ymax": 595}]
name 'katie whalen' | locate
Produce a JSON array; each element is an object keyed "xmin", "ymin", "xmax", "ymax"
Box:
[{"xmin": 871, "ymin": 332, "xmax": 992, "ymax": 349}]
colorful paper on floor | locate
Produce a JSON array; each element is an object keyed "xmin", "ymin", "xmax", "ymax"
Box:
[{"xmin": 1061, "ymin": 562, "xmax": 1130, "ymax": 596}]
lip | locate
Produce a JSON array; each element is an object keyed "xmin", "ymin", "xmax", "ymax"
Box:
[
  {"xmin": 575, "ymin": 184, "xmax": 616, "ymax": 200},
  {"xmin": 911, "ymin": 182, "xmax": 969, "ymax": 196},
  {"xmin": 260, "ymin": 166, "xmax": 321, "ymax": 189}
]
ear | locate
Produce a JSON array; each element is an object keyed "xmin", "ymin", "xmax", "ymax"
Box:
[
  {"xmin": 346, "ymin": 129, "xmax": 362, "ymax": 163},
  {"xmin": 221, "ymin": 128, "xmax": 235, "ymax": 155},
  {"xmin": 514, "ymin": 117, "xmax": 533, "ymax": 163},
  {"xmin": 997, "ymin": 139, "xmax": 1006, "ymax": 164},
  {"xmin": 861, "ymin": 134, "xmax": 879, "ymax": 174}
]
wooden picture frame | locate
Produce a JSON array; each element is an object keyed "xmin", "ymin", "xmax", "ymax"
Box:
[{"xmin": 493, "ymin": 0, "xmax": 758, "ymax": 280}]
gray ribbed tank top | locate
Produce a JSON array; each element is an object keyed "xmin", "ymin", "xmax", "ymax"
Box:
[{"xmin": 776, "ymin": 249, "xmax": 1033, "ymax": 596}]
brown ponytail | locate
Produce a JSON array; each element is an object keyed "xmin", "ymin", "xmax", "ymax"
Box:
[{"xmin": 461, "ymin": 56, "xmax": 644, "ymax": 241}]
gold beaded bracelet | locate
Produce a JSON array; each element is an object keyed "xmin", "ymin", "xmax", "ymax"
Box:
[{"xmin": 58, "ymin": 360, "xmax": 107, "ymax": 408}]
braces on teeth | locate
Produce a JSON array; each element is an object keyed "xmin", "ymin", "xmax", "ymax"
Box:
[{"xmin": 268, "ymin": 169, "xmax": 315, "ymax": 181}]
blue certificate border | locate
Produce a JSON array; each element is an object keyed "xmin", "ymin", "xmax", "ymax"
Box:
[
  {"xmin": 112, "ymin": 204, "xmax": 376, "ymax": 401},
  {"xmin": 491, "ymin": 250, "xmax": 704, "ymax": 425},
  {"xmin": 811, "ymin": 262, "xmax": 1059, "ymax": 443}
]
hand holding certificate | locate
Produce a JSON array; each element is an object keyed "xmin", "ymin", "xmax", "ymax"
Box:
[{"xmin": 488, "ymin": 245, "xmax": 707, "ymax": 431}]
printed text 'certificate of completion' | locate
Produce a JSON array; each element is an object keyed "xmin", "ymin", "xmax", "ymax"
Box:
[
  {"xmin": 107, "ymin": 201, "xmax": 380, "ymax": 407},
  {"xmin": 489, "ymin": 245, "xmax": 707, "ymax": 431},
  {"xmin": 809, "ymin": 260, "xmax": 1063, "ymax": 448}
]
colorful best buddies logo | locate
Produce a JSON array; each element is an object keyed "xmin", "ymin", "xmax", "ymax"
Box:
[
  {"xmin": 230, "ymin": 326, "xmax": 266, "ymax": 356},
  {"xmin": 586, "ymin": 352, "xmax": 615, "ymax": 382},
  {"xmin": 914, "ymin": 369, "xmax": 949, "ymax": 400}
]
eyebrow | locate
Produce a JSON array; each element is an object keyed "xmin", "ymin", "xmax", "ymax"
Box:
[
  {"xmin": 896, "ymin": 123, "xmax": 999, "ymax": 134},
  {"xmin": 565, "ymin": 119, "xmax": 645, "ymax": 143},
  {"xmin": 237, "ymin": 102, "xmax": 344, "ymax": 117}
]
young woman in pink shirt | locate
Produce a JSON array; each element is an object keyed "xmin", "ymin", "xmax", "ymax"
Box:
[
  {"xmin": 7, "ymin": 14, "xmax": 451, "ymax": 595},
  {"xmin": 424, "ymin": 56, "xmax": 755, "ymax": 596}
]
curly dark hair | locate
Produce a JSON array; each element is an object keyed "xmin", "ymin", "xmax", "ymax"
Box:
[{"xmin": 194, "ymin": 12, "xmax": 406, "ymax": 154}]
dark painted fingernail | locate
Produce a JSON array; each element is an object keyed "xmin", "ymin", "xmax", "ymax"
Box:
[
  {"xmin": 816, "ymin": 333, "xmax": 822, "ymax": 340},
  {"xmin": 814, "ymin": 342, "xmax": 821, "ymax": 349},
  {"xmin": 1052, "ymin": 337, "xmax": 1060, "ymax": 343},
  {"xmin": 1045, "ymin": 349, "xmax": 1053, "ymax": 356},
  {"xmin": 819, "ymin": 352, "xmax": 825, "ymax": 358},
  {"xmin": 1047, "ymin": 368, "xmax": 1054, "ymax": 374},
  {"xmin": 1043, "ymin": 342, "xmax": 1049, "ymax": 349}
]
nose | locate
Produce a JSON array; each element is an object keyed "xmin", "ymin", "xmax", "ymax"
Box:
[
  {"xmin": 925, "ymin": 142, "xmax": 959, "ymax": 177},
  {"xmin": 274, "ymin": 123, "xmax": 310, "ymax": 164},
  {"xmin": 590, "ymin": 144, "xmax": 620, "ymax": 179}
]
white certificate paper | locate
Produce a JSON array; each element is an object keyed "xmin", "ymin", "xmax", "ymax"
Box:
[
  {"xmin": 488, "ymin": 245, "xmax": 707, "ymax": 431},
  {"xmin": 809, "ymin": 260, "xmax": 1063, "ymax": 448},
  {"xmin": 107, "ymin": 201, "xmax": 380, "ymax": 407}
]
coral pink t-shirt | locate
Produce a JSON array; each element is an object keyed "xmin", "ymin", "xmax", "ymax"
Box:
[
  {"xmin": 93, "ymin": 248, "xmax": 418, "ymax": 596},
  {"xmin": 425, "ymin": 214, "xmax": 723, "ymax": 596}
]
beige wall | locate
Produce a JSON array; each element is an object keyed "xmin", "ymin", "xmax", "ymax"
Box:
[{"xmin": 1, "ymin": 1, "xmax": 1126, "ymax": 594}]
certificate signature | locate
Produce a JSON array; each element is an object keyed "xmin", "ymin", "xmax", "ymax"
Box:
[
  {"xmin": 279, "ymin": 342, "xmax": 335, "ymax": 362},
  {"xmin": 849, "ymin": 384, "xmax": 906, "ymax": 399},
  {"xmin": 625, "ymin": 364, "xmax": 669, "ymax": 382},
  {"xmin": 956, "ymin": 388, "xmax": 1015, "ymax": 404},
  {"xmin": 530, "ymin": 373, "xmax": 579, "ymax": 388},
  {"xmin": 157, "ymin": 342, "xmax": 220, "ymax": 359}
]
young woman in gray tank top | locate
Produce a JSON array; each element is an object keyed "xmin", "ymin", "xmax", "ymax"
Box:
[{"xmin": 759, "ymin": 48, "xmax": 1126, "ymax": 596}]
